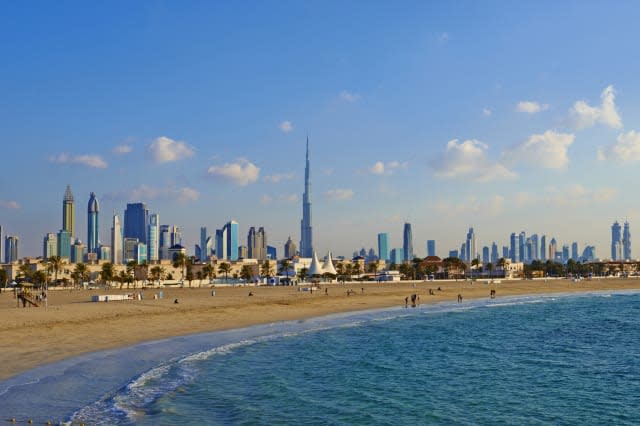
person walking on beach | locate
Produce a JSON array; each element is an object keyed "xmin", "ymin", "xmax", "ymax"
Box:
[
  {"xmin": 404, "ymin": 296, "xmax": 409, "ymax": 307},
  {"xmin": 457, "ymin": 293, "xmax": 463, "ymax": 303}
]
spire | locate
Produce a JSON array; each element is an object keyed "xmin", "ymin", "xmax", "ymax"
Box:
[{"xmin": 64, "ymin": 185, "xmax": 74, "ymax": 202}]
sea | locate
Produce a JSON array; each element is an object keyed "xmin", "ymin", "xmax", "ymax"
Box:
[{"xmin": 2, "ymin": 290, "xmax": 640, "ymax": 425}]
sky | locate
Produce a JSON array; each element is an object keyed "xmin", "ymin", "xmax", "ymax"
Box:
[{"xmin": 2, "ymin": 1, "xmax": 640, "ymax": 260}]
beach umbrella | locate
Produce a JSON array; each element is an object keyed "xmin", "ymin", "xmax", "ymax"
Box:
[{"xmin": 10, "ymin": 281, "xmax": 17, "ymax": 287}]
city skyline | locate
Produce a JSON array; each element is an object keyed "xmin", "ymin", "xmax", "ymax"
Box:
[{"xmin": 2, "ymin": 2, "xmax": 640, "ymax": 258}]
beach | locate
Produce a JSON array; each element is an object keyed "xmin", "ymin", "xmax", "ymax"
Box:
[{"xmin": 1, "ymin": 277, "xmax": 639, "ymax": 381}]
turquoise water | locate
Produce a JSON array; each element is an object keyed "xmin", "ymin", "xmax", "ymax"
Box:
[
  {"xmin": 2, "ymin": 291, "xmax": 639, "ymax": 424},
  {"xmin": 74, "ymin": 292, "xmax": 640, "ymax": 425}
]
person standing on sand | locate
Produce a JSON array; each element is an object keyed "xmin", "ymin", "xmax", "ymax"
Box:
[{"xmin": 457, "ymin": 294, "xmax": 463, "ymax": 303}]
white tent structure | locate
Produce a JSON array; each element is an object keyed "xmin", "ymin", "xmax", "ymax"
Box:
[
  {"xmin": 322, "ymin": 252, "xmax": 337, "ymax": 275},
  {"xmin": 308, "ymin": 251, "xmax": 324, "ymax": 276}
]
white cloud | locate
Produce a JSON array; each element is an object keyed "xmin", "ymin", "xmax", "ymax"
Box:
[
  {"xmin": 326, "ymin": 188, "xmax": 354, "ymax": 201},
  {"xmin": 516, "ymin": 101, "xmax": 549, "ymax": 114},
  {"xmin": 432, "ymin": 139, "xmax": 516, "ymax": 182},
  {"xmin": 339, "ymin": 90, "xmax": 360, "ymax": 103},
  {"xmin": 503, "ymin": 130, "xmax": 575, "ymax": 169},
  {"xmin": 263, "ymin": 173, "xmax": 295, "ymax": 183},
  {"xmin": 147, "ymin": 136, "xmax": 194, "ymax": 163},
  {"xmin": 432, "ymin": 195, "xmax": 505, "ymax": 217},
  {"xmin": 0, "ymin": 200, "xmax": 20, "ymax": 209},
  {"xmin": 105, "ymin": 185, "xmax": 199, "ymax": 203},
  {"xmin": 598, "ymin": 130, "xmax": 640, "ymax": 162},
  {"xmin": 113, "ymin": 144, "xmax": 133, "ymax": 154},
  {"xmin": 369, "ymin": 160, "xmax": 408, "ymax": 175},
  {"xmin": 49, "ymin": 153, "xmax": 108, "ymax": 169},
  {"xmin": 279, "ymin": 121, "xmax": 293, "ymax": 133},
  {"xmin": 483, "ymin": 107, "xmax": 492, "ymax": 117},
  {"xmin": 511, "ymin": 185, "xmax": 617, "ymax": 208},
  {"xmin": 260, "ymin": 193, "xmax": 298, "ymax": 204},
  {"xmin": 207, "ymin": 159, "xmax": 260, "ymax": 186},
  {"xmin": 569, "ymin": 85, "xmax": 622, "ymax": 129},
  {"xmin": 438, "ymin": 32, "xmax": 449, "ymax": 42}
]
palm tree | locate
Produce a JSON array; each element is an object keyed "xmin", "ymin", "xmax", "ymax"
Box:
[
  {"xmin": 149, "ymin": 266, "xmax": 165, "ymax": 286},
  {"xmin": 125, "ymin": 260, "xmax": 137, "ymax": 288},
  {"xmin": 48, "ymin": 256, "xmax": 63, "ymax": 287},
  {"xmin": 203, "ymin": 264, "xmax": 215, "ymax": 284},
  {"xmin": 186, "ymin": 268, "xmax": 194, "ymax": 288},
  {"xmin": 101, "ymin": 262, "xmax": 115, "ymax": 288},
  {"xmin": 172, "ymin": 253, "xmax": 189, "ymax": 284},
  {"xmin": 497, "ymin": 257, "xmax": 507, "ymax": 278},
  {"xmin": 32, "ymin": 270, "xmax": 47, "ymax": 290},
  {"xmin": 18, "ymin": 262, "xmax": 33, "ymax": 283},
  {"xmin": 261, "ymin": 260, "xmax": 273, "ymax": 279},
  {"xmin": 299, "ymin": 266, "xmax": 309, "ymax": 283},
  {"xmin": 74, "ymin": 262, "xmax": 89, "ymax": 290},
  {"xmin": 218, "ymin": 262, "xmax": 231, "ymax": 282},
  {"xmin": 279, "ymin": 260, "xmax": 292, "ymax": 277},
  {"xmin": 487, "ymin": 262, "xmax": 494, "ymax": 278},
  {"xmin": 471, "ymin": 258, "xmax": 481, "ymax": 278},
  {"xmin": 117, "ymin": 270, "xmax": 128, "ymax": 289},
  {"xmin": 335, "ymin": 262, "xmax": 345, "ymax": 283},
  {"xmin": 196, "ymin": 270, "xmax": 203, "ymax": 286},
  {"xmin": 352, "ymin": 263, "xmax": 362, "ymax": 280},
  {"xmin": 0, "ymin": 268, "xmax": 8, "ymax": 290},
  {"xmin": 367, "ymin": 260, "xmax": 380, "ymax": 281},
  {"xmin": 240, "ymin": 265, "xmax": 253, "ymax": 282}
]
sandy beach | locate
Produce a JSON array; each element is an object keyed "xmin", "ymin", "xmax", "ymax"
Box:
[{"xmin": 1, "ymin": 277, "xmax": 639, "ymax": 381}]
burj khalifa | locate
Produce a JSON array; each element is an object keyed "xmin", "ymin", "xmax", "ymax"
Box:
[{"xmin": 300, "ymin": 137, "xmax": 314, "ymax": 257}]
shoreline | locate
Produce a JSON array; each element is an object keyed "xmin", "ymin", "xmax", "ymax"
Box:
[{"xmin": 1, "ymin": 277, "xmax": 640, "ymax": 381}]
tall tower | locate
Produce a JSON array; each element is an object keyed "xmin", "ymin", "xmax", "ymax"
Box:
[
  {"xmin": 111, "ymin": 212, "xmax": 122, "ymax": 264},
  {"xmin": 466, "ymin": 227, "xmax": 477, "ymax": 263},
  {"xmin": 378, "ymin": 233, "xmax": 389, "ymax": 261},
  {"xmin": 300, "ymin": 137, "xmax": 314, "ymax": 257},
  {"xmin": 63, "ymin": 185, "xmax": 75, "ymax": 238},
  {"xmin": 611, "ymin": 221, "xmax": 622, "ymax": 260},
  {"xmin": 124, "ymin": 202, "xmax": 149, "ymax": 242},
  {"xmin": 403, "ymin": 223, "xmax": 413, "ymax": 262},
  {"xmin": 148, "ymin": 214, "xmax": 159, "ymax": 262},
  {"xmin": 623, "ymin": 221, "xmax": 632, "ymax": 260},
  {"xmin": 87, "ymin": 192, "xmax": 99, "ymax": 254}
]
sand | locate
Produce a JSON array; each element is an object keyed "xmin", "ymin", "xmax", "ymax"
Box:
[{"xmin": 1, "ymin": 277, "xmax": 639, "ymax": 380}]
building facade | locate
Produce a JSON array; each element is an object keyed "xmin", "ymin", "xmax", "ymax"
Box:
[
  {"xmin": 403, "ymin": 223, "xmax": 413, "ymax": 262},
  {"xmin": 111, "ymin": 213, "xmax": 122, "ymax": 265},
  {"xmin": 284, "ymin": 236, "xmax": 297, "ymax": 259},
  {"xmin": 124, "ymin": 202, "xmax": 149, "ymax": 242},
  {"xmin": 5, "ymin": 236, "xmax": 18, "ymax": 263},
  {"xmin": 87, "ymin": 192, "xmax": 99, "ymax": 254},
  {"xmin": 63, "ymin": 185, "xmax": 75, "ymax": 239}
]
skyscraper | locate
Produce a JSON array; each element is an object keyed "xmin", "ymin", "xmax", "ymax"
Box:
[
  {"xmin": 160, "ymin": 225, "xmax": 181, "ymax": 260},
  {"xmin": 111, "ymin": 212, "xmax": 122, "ymax": 265},
  {"xmin": 540, "ymin": 235, "xmax": 547, "ymax": 261},
  {"xmin": 427, "ymin": 240, "xmax": 436, "ymax": 257},
  {"xmin": 284, "ymin": 236, "xmax": 297, "ymax": 258},
  {"xmin": 215, "ymin": 228, "xmax": 227, "ymax": 260},
  {"xmin": 43, "ymin": 233, "xmax": 57, "ymax": 259},
  {"xmin": 225, "ymin": 220, "xmax": 239, "ymax": 261},
  {"xmin": 571, "ymin": 242, "xmax": 579, "ymax": 261},
  {"xmin": 87, "ymin": 192, "xmax": 99, "ymax": 254},
  {"xmin": 491, "ymin": 242, "xmax": 498, "ymax": 264},
  {"xmin": 531, "ymin": 234, "xmax": 539, "ymax": 261},
  {"xmin": 466, "ymin": 227, "xmax": 476, "ymax": 263},
  {"xmin": 611, "ymin": 221, "xmax": 622, "ymax": 260},
  {"xmin": 403, "ymin": 223, "xmax": 413, "ymax": 262},
  {"xmin": 378, "ymin": 233, "xmax": 389, "ymax": 261},
  {"xmin": 518, "ymin": 231, "xmax": 526, "ymax": 264},
  {"xmin": 124, "ymin": 202, "xmax": 149, "ymax": 242},
  {"xmin": 510, "ymin": 232, "xmax": 518, "ymax": 262},
  {"xmin": 300, "ymin": 137, "xmax": 314, "ymax": 257},
  {"xmin": 148, "ymin": 214, "xmax": 159, "ymax": 262},
  {"xmin": 63, "ymin": 185, "xmax": 75, "ymax": 238},
  {"xmin": 248, "ymin": 226, "xmax": 267, "ymax": 260},
  {"xmin": 549, "ymin": 238, "xmax": 557, "ymax": 262},
  {"xmin": 5, "ymin": 236, "xmax": 18, "ymax": 263},
  {"xmin": 57, "ymin": 230, "xmax": 71, "ymax": 259},
  {"xmin": 482, "ymin": 246, "xmax": 490, "ymax": 264},
  {"xmin": 623, "ymin": 221, "xmax": 631, "ymax": 260},
  {"xmin": 200, "ymin": 227, "xmax": 209, "ymax": 261}
]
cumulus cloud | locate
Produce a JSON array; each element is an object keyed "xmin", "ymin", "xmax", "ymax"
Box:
[
  {"xmin": 339, "ymin": 90, "xmax": 360, "ymax": 103},
  {"xmin": 516, "ymin": 101, "xmax": 549, "ymax": 113},
  {"xmin": 432, "ymin": 139, "xmax": 516, "ymax": 182},
  {"xmin": 369, "ymin": 160, "xmax": 408, "ymax": 175},
  {"xmin": 598, "ymin": 130, "xmax": 640, "ymax": 162},
  {"xmin": 263, "ymin": 173, "xmax": 295, "ymax": 183},
  {"xmin": 432, "ymin": 195, "xmax": 505, "ymax": 217},
  {"xmin": 207, "ymin": 159, "xmax": 260, "ymax": 186},
  {"xmin": 483, "ymin": 107, "xmax": 492, "ymax": 117},
  {"xmin": 0, "ymin": 200, "xmax": 20, "ymax": 209},
  {"xmin": 147, "ymin": 136, "xmax": 194, "ymax": 163},
  {"xmin": 326, "ymin": 188, "xmax": 354, "ymax": 201},
  {"xmin": 105, "ymin": 185, "xmax": 200, "ymax": 203},
  {"xmin": 113, "ymin": 144, "xmax": 133, "ymax": 154},
  {"xmin": 512, "ymin": 185, "xmax": 617, "ymax": 208},
  {"xmin": 279, "ymin": 121, "xmax": 293, "ymax": 133},
  {"xmin": 569, "ymin": 85, "xmax": 622, "ymax": 129},
  {"xmin": 260, "ymin": 194, "xmax": 298, "ymax": 204},
  {"xmin": 503, "ymin": 130, "xmax": 575, "ymax": 169},
  {"xmin": 49, "ymin": 153, "xmax": 108, "ymax": 169}
]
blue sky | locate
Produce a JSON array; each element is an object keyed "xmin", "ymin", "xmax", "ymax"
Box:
[{"xmin": 2, "ymin": 1, "xmax": 640, "ymax": 259}]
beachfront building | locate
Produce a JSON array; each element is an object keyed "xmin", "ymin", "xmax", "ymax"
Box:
[
  {"xmin": 611, "ymin": 221, "xmax": 622, "ymax": 260},
  {"xmin": 62, "ymin": 185, "xmax": 75, "ymax": 240},
  {"xmin": 4, "ymin": 236, "xmax": 18, "ymax": 263},
  {"xmin": 87, "ymin": 192, "xmax": 99, "ymax": 254},
  {"xmin": 403, "ymin": 223, "xmax": 413, "ymax": 262},
  {"xmin": 300, "ymin": 137, "xmax": 314, "ymax": 258},
  {"xmin": 57, "ymin": 229, "xmax": 72, "ymax": 260},
  {"xmin": 148, "ymin": 214, "xmax": 160, "ymax": 262},
  {"xmin": 284, "ymin": 236, "xmax": 297, "ymax": 258},
  {"xmin": 427, "ymin": 239, "xmax": 436, "ymax": 257},
  {"xmin": 43, "ymin": 233, "xmax": 57, "ymax": 259},
  {"xmin": 378, "ymin": 233, "xmax": 389, "ymax": 261},
  {"xmin": 124, "ymin": 202, "xmax": 149, "ymax": 243},
  {"xmin": 111, "ymin": 212, "xmax": 123, "ymax": 265}
]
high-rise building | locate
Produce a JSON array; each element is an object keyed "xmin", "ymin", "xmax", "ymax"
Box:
[
  {"xmin": 571, "ymin": 242, "xmax": 579, "ymax": 261},
  {"xmin": 124, "ymin": 238, "xmax": 139, "ymax": 263},
  {"xmin": 0, "ymin": 225, "xmax": 3, "ymax": 262},
  {"xmin": 87, "ymin": 192, "xmax": 99, "ymax": 254},
  {"xmin": 111, "ymin": 212, "xmax": 122, "ymax": 265},
  {"xmin": 623, "ymin": 221, "xmax": 632, "ymax": 260},
  {"xmin": 427, "ymin": 240, "xmax": 436, "ymax": 257},
  {"xmin": 378, "ymin": 233, "xmax": 389, "ymax": 261},
  {"xmin": 5, "ymin": 236, "xmax": 18, "ymax": 263},
  {"xmin": 248, "ymin": 227, "xmax": 267, "ymax": 260},
  {"xmin": 466, "ymin": 227, "xmax": 476, "ymax": 263},
  {"xmin": 147, "ymin": 214, "xmax": 159, "ymax": 262},
  {"xmin": 62, "ymin": 185, "xmax": 75, "ymax": 238},
  {"xmin": 43, "ymin": 233, "xmax": 57, "ymax": 259},
  {"xmin": 502, "ymin": 246, "xmax": 509, "ymax": 259},
  {"xmin": 611, "ymin": 221, "xmax": 622, "ymax": 260},
  {"xmin": 238, "ymin": 245, "xmax": 248, "ymax": 259},
  {"xmin": 57, "ymin": 229, "xmax": 71, "ymax": 259},
  {"xmin": 491, "ymin": 242, "xmax": 498, "ymax": 264},
  {"xmin": 200, "ymin": 227, "xmax": 209, "ymax": 261},
  {"xmin": 403, "ymin": 223, "xmax": 413, "ymax": 262},
  {"xmin": 482, "ymin": 246, "xmax": 490, "ymax": 265},
  {"xmin": 267, "ymin": 245, "xmax": 277, "ymax": 260},
  {"xmin": 549, "ymin": 238, "xmax": 557, "ymax": 262},
  {"xmin": 540, "ymin": 235, "xmax": 547, "ymax": 261},
  {"xmin": 215, "ymin": 228, "xmax": 227, "ymax": 260},
  {"xmin": 449, "ymin": 249, "xmax": 459, "ymax": 259},
  {"xmin": 284, "ymin": 236, "xmax": 297, "ymax": 258},
  {"xmin": 582, "ymin": 246, "xmax": 596, "ymax": 262},
  {"xmin": 225, "ymin": 221, "xmax": 239, "ymax": 261},
  {"xmin": 390, "ymin": 248, "xmax": 403, "ymax": 265},
  {"xmin": 530, "ymin": 234, "xmax": 539, "ymax": 261},
  {"xmin": 510, "ymin": 232, "xmax": 518, "ymax": 262},
  {"xmin": 124, "ymin": 202, "xmax": 149, "ymax": 242},
  {"xmin": 160, "ymin": 225, "xmax": 181, "ymax": 260},
  {"xmin": 562, "ymin": 245, "xmax": 570, "ymax": 264},
  {"xmin": 99, "ymin": 245, "xmax": 111, "ymax": 261},
  {"xmin": 518, "ymin": 231, "xmax": 526, "ymax": 264},
  {"xmin": 300, "ymin": 137, "xmax": 314, "ymax": 257},
  {"xmin": 71, "ymin": 240, "xmax": 87, "ymax": 263},
  {"xmin": 525, "ymin": 238, "xmax": 532, "ymax": 263},
  {"xmin": 136, "ymin": 242, "xmax": 147, "ymax": 264}
]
